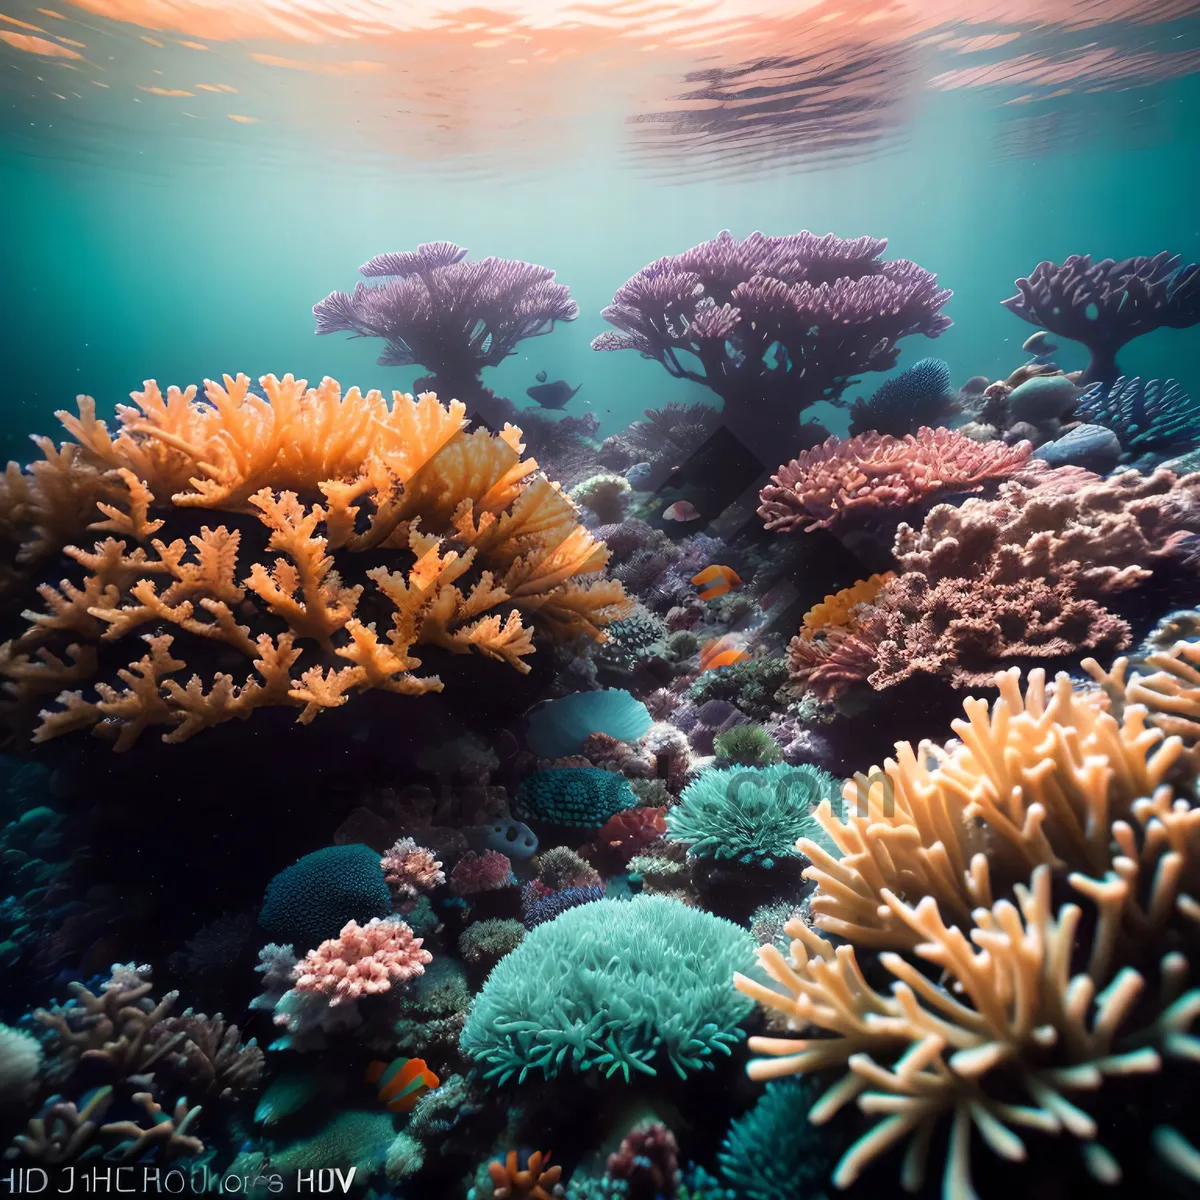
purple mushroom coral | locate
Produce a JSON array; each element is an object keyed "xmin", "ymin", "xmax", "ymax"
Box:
[
  {"xmin": 314, "ymin": 241, "xmax": 579, "ymax": 426},
  {"xmin": 1002, "ymin": 252, "xmax": 1200, "ymax": 385},
  {"xmin": 591, "ymin": 229, "xmax": 952, "ymax": 456}
]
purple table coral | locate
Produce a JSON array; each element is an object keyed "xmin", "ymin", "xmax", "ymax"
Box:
[
  {"xmin": 1002, "ymin": 252, "xmax": 1200, "ymax": 385},
  {"xmin": 314, "ymin": 241, "xmax": 579, "ymax": 426},
  {"xmin": 592, "ymin": 230, "xmax": 952, "ymax": 456}
]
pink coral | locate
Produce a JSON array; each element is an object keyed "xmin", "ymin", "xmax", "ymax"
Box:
[
  {"xmin": 448, "ymin": 849, "xmax": 513, "ymax": 896},
  {"xmin": 786, "ymin": 622, "xmax": 882, "ymax": 701},
  {"xmin": 291, "ymin": 918, "xmax": 430, "ymax": 1006},
  {"xmin": 380, "ymin": 837, "xmax": 445, "ymax": 903},
  {"xmin": 757, "ymin": 427, "xmax": 1031, "ymax": 533}
]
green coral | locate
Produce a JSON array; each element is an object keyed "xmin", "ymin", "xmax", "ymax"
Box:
[
  {"xmin": 459, "ymin": 895, "xmax": 756, "ymax": 1083},
  {"xmin": 684, "ymin": 658, "xmax": 789, "ymax": 719},
  {"xmin": 713, "ymin": 723, "xmax": 782, "ymax": 766},
  {"xmin": 458, "ymin": 919, "xmax": 526, "ymax": 968},
  {"xmin": 718, "ymin": 1080, "xmax": 833, "ymax": 1200},
  {"xmin": 666, "ymin": 763, "xmax": 837, "ymax": 868}
]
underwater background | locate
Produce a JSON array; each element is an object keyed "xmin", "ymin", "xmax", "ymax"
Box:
[{"xmin": 3, "ymin": 1, "xmax": 1200, "ymax": 1198}]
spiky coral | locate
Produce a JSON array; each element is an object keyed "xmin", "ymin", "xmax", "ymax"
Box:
[
  {"xmin": 734, "ymin": 666, "xmax": 1200, "ymax": 1196},
  {"xmin": 381, "ymin": 838, "xmax": 445, "ymax": 902},
  {"xmin": 757, "ymin": 428, "xmax": 1030, "ymax": 534},
  {"xmin": 487, "ymin": 1149, "xmax": 564, "ymax": 1200},
  {"xmin": 1, "ymin": 375, "xmax": 630, "ymax": 749}
]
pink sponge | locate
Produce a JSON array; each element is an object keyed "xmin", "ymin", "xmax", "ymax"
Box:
[{"xmin": 292, "ymin": 917, "xmax": 431, "ymax": 1005}]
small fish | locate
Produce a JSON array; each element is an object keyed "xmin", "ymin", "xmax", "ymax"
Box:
[
  {"xmin": 662, "ymin": 500, "xmax": 699, "ymax": 522},
  {"xmin": 526, "ymin": 380, "xmax": 581, "ymax": 409},
  {"xmin": 366, "ymin": 1057, "xmax": 439, "ymax": 1113},
  {"xmin": 691, "ymin": 564, "xmax": 742, "ymax": 601},
  {"xmin": 699, "ymin": 636, "xmax": 751, "ymax": 671},
  {"xmin": 535, "ymin": 370, "xmax": 547, "ymax": 383}
]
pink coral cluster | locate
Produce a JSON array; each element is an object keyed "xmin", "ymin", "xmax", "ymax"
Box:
[
  {"xmin": 380, "ymin": 837, "xmax": 445, "ymax": 904},
  {"xmin": 757, "ymin": 427, "xmax": 1031, "ymax": 533},
  {"xmin": 784, "ymin": 462, "xmax": 1200, "ymax": 696},
  {"xmin": 291, "ymin": 918, "xmax": 431, "ymax": 1006},
  {"xmin": 448, "ymin": 850, "xmax": 513, "ymax": 896}
]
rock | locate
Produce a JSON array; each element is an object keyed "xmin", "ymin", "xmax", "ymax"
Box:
[
  {"xmin": 1008, "ymin": 375, "xmax": 1078, "ymax": 424},
  {"xmin": 1033, "ymin": 423, "xmax": 1122, "ymax": 474}
]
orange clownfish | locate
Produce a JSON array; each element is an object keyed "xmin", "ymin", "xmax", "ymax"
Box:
[
  {"xmin": 699, "ymin": 636, "xmax": 751, "ymax": 671},
  {"xmin": 691, "ymin": 564, "xmax": 743, "ymax": 601},
  {"xmin": 366, "ymin": 1057, "xmax": 439, "ymax": 1113}
]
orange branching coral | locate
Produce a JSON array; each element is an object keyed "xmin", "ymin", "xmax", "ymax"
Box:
[
  {"xmin": 734, "ymin": 666, "xmax": 1200, "ymax": 1196},
  {"xmin": 1085, "ymin": 639, "xmax": 1200, "ymax": 771},
  {"xmin": 0, "ymin": 375, "xmax": 630, "ymax": 748},
  {"xmin": 786, "ymin": 574, "xmax": 893, "ymax": 702},
  {"xmin": 486, "ymin": 1149, "xmax": 564, "ymax": 1200},
  {"xmin": 757, "ymin": 427, "xmax": 1032, "ymax": 533},
  {"xmin": 799, "ymin": 667, "xmax": 1177, "ymax": 946}
]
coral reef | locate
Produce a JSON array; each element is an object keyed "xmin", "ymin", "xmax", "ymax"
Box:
[
  {"xmin": 758, "ymin": 428, "xmax": 1030, "ymax": 533},
  {"xmin": 449, "ymin": 850, "xmax": 515, "ymax": 896},
  {"xmin": 0, "ymin": 376, "xmax": 629, "ymax": 748},
  {"xmin": 1002, "ymin": 252, "xmax": 1200, "ymax": 384},
  {"xmin": 260, "ymin": 844, "xmax": 393, "ymax": 950},
  {"xmin": 380, "ymin": 837, "xmax": 445, "ymax": 903},
  {"xmin": 666, "ymin": 764, "xmax": 836, "ymax": 868},
  {"xmin": 735, "ymin": 665, "xmax": 1200, "ymax": 1194},
  {"xmin": 458, "ymin": 919, "xmax": 526, "ymax": 969},
  {"xmin": 526, "ymin": 689, "xmax": 652, "ymax": 758},
  {"xmin": 516, "ymin": 768, "xmax": 638, "ymax": 828},
  {"xmin": 314, "ymin": 242, "xmax": 578, "ymax": 425},
  {"xmin": 460, "ymin": 895, "xmax": 756, "ymax": 1082},
  {"xmin": 1077, "ymin": 376, "xmax": 1200, "ymax": 459},
  {"xmin": 712, "ymin": 723, "xmax": 783, "ymax": 766},
  {"xmin": 846, "ymin": 357, "xmax": 958, "ymax": 438},
  {"xmin": 291, "ymin": 916, "xmax": 431, "ymax": 1004},
  {"xmin": 593, "ymin": 230, "xmax": 951, "ymax": 454},
  {"xmin": 870, "ymin": 464, "xmax": 1200, "ymax": 688}
]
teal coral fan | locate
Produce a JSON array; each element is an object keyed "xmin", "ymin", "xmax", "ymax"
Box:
[
  {"xmin": 516, "ymin": 768, "xmax": 638, "ymax": 828},
  {"xmin": 526, "ymin": 689, "xmax": 652, "ymax": 758},
  {"xmin": 459, "ymin": 895, "xmax": 756, "ymax": 1082},
  {"xmin": 666, "ymin": 763, "xmax": 837, "ymax": 867}
]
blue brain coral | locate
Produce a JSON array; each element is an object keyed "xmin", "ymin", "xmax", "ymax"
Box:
[
  {"xmin": 525, "ymin": 689, "xmax": 651, "ymax": 758},
  {"xmin": 516, "ymin": 768, "xmax": 637, "ymax": 828},
  {"xmin": 666, "ymin": 763, "xmax": 837, "ymax": 868},
  {"xmin": 259, "ymin": 844, "xmax": 392, "ymax": 950},
  {"xmin": 460, "ymin": 895, "xmax": 757, "ymax": 1083}
]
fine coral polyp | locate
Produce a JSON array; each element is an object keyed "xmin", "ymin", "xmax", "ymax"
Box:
[{"xmin": 0, "ymin": 374, "xmax": 630, "ymax": 749}]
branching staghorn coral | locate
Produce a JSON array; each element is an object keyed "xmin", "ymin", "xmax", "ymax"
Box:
[
  {"xmin": 734, "ymin": 666, "xmax": 1200, "ymax": 1196},
  {"xmin": 757, "ymin": 428, "xmax": 1031, "ymax": 533},
  {"xmin": 0, "ymin": 375, "xmax": 630, "ymax": 749},
  {"xmin": 1084, "ymin": 638, "xmax": 1200, "ymax": 771}
]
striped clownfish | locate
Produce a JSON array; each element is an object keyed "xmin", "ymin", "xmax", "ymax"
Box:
[
  {"xmin": 365, "ymin": 1057, "xmax": 440, "ymax": 1113},
  {"xmin": 699, "ymin": 636, "xmax": 751, "ymax": 671},
  {"xmin": 691, "ymin": 564, "xmax": 743, "ymax": 601}
]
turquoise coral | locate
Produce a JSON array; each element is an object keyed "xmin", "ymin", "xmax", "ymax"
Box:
[
  {"xmin": 259, "ymin": 844, "xmax": 392, "ymax": 951},
  {"xmin": 516, "ymin": 768, "xmax": 637, "ymax": 828},
  {"xmin": 666, "ymin": 763, "xmax": 837, "ymax": 867},
  {"xmin": 459, "ymin": 895, "xmax": 756, "ymax": 1083}
]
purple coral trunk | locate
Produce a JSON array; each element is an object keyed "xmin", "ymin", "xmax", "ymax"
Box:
[
  {"xmin": 593, "ymin": 229, "xmax": 952, "ymax": 459},
  {"xmin": 313, "ymin": 241, "xmax": 578, "ymax": 425}
]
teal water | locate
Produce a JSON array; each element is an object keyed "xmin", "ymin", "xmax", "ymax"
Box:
[{"xmin": 3, "ymin": 10, "xmax": 1199, "ymax": 457}]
